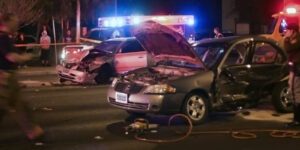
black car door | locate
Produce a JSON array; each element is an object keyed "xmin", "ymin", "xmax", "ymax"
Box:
[
  {"xmin": 246, "ymin": 41, "xmax": 288, "ymax": 96},
  {"xmin": 216, "ymin": 40, "xmax": 253, "ymax": 102}
]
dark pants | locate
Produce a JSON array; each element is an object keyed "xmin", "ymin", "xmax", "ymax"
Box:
[
  {"xmin": 0, "ymin": 71, "xmax": 36, "ymax": 133},
  {"xmin": 289, "ymin": 63, "xmax": 300, "ymax": 122}
]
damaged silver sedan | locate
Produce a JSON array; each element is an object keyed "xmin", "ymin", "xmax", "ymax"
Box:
[
  {"xmin": 107, "ymin": 21, "xmax": 291, "ymax": 124},
  {"xmin": 57, "ymin": 38, "xmax": 149, "ymax": 84}
]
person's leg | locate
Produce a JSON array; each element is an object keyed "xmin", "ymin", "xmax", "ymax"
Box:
[
  {"xmin": 40, "ymin": 49, "xmax": 45, "ymax": 66},
  {"xmin": 10, "ymin": 100, "xmax": 44, "ymax": 140},
  {"xmin": 46, "ymin": 49, "xmax": 50, "ymax": 66},
  {"xmin": 0, "ymin": 109, "xmax": 5, "ymax": 123},
  {"xmin": 7, "ymin": 72, "xmax": 44, "ymax": 139},
  {"xmin": 293, "ymin": 76, "xmax": 300, "ymax": 122},
  {"xmin": 287, "ymin": 74, "xmax": 300, "ymax": 127},
  {"xmin": 0, "ymin": 73, "xmax": 9, "ymax": 123}
]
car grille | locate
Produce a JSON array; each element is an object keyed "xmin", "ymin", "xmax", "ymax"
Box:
[
  {"xmin": 115, "ymin": 82, "xmax": 144, "ymax": 94},
  {"xmin": 108, "ymin": 97, "xmax": 149, "ymax": 110},
  {"xmin": 64, "ymin": 63, "xmax": 77, "ymax": 69}
]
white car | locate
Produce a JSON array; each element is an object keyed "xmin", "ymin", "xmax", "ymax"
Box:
[{"xmin": 57, "ymin": 38, "xmax": 150, "ymax": 84}]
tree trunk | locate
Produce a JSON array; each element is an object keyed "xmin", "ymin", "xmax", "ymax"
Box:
[
  {"xmin": 52, "ymin": 16, "xmax": 58, "ymax": 65},
  {"xmin": 61, "ymin": 18, "xmax": 64, "ymax": 43},
  {"xmin": 76, "ymin": 0, "xmax": 81, "ymax": 43}
]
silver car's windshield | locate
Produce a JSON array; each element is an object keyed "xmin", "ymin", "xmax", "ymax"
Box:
[
  {"xmin": 194, "ymin": 44, "xmax": 227, "ymax": 69},
  {"xmin": 95, "ymin": 41, "xmax": 122, "ymax": 53}
]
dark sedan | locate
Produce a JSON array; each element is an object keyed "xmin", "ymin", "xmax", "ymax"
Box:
[{"xmin": 107, "ymin": 21, "xmax": 291, "ymax": 124}]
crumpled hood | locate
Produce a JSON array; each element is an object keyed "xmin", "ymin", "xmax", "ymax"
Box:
[
  {"xmin": 133, "ymin": 21, "xmax": 202, "ymax": 64},
  {"xmin": 63, "ymin": 45, "xmax": 93, "ymax": 63},
  {"xmin": 123, "ymin": 65, "xmax": 199, "ymax": 85}
]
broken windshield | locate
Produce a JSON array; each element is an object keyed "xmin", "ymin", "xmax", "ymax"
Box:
[{"xmin": 193, "ymin": 43, "xmax": 227, "ymax": 69}]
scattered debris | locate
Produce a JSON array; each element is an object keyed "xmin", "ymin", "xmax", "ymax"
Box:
[
  {"xmin": 94, "ymin": 136, "xmax": 103, "ymax": 140},
  {"xmin": 34, "ymin": 142, "xmax": 44, "ymax": 146},
  {"xmin": 241, "ymin": 111, "xmax": 251, "ymax": 116},
  {"xmin": 150, "ymin": 130, "xmax": 158, "ymax": 133},
  {"xmin": 41, "ymin": 107, "xmax": 53, "ymax": 111},
  {"xmin": 33, "ymin": 107, "xmax": 54, "ymax": 111}
]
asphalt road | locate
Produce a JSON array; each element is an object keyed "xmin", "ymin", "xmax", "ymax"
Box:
[
  {"xmin": 18, "ymin": 73, "xmax": 58, "ymax": 85},
  {"xmin": 0, "ymin": 83, "xmax": 300, "ymax": 150}
]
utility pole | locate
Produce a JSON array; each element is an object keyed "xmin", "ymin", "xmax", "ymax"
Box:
[{"xmin": 76, "ymin": 0, "xmax": 81, "ymax": 43}]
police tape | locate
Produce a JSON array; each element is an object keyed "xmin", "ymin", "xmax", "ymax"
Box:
[
  {"xmin": 14, "ymin": 38, "xmax": 102, "ymax": 47},
  {"xmin": 14, "ymin": 42, "xmax": 79, "ymax": 47}
]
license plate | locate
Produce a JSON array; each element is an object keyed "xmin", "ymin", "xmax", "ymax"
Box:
[
  {"xmin": 63, "ymin": 68, "xmax": 69, "ymax": 73},
  {"xmin": 115, "ymin": 92, "xmax": 128, "ymax": 104}
]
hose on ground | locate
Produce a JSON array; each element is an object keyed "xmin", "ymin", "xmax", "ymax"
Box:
[{"xmin": 134, "ymin": 114, "xmax": 300, "ymax": 143}]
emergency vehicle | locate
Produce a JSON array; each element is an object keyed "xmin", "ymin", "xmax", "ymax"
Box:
[
  {"xmin": 263, "ymin": 4, "xmax": 300, "ymax": 44},
  {"xmin": 97, "ymin": 15, "xmax": 195, "ymax": 40},
  {"xmin": 60, "ymin": 15, "xmax": 195, "ymax": 61}
]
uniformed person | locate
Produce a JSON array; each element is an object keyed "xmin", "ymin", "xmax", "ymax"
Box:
[
  {"xmin": 0, "ymin": 13, "xmax": 44, "ymax": 140},
  {"xmin": 284, "ymin": 23, "xmax": 300, "ymax": 127}
]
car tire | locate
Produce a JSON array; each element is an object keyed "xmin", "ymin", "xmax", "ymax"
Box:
[
  {"xmin": 95, "ymin": 65, "xmax": 113, "ymax": 84},
  {"xmin": 59, "ymin": 78, "xmax": 67, "ymax": 83},
  {"xmin": 272, "ymin": 82, "xmax": 293, "ymax": 113},
  {"xmin": 182, "ymin": 93, "xmax": 209, "ymax": 124}
]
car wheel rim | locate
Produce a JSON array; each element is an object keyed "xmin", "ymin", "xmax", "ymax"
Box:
[
  {"xmin": 186, "ymin": 95, "xmax": 206, "ymax": 121},
  {"xmin": 280, "ymin": 87, "xmax": 292, "ymax": 108}
]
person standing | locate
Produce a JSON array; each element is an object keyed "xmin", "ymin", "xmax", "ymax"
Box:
[
  {"xmin": 16, "ymin": 33, "xmax": 27, "ymax": 68},
  {"xmin": 64, "ymin": 30, "xmax": 73, "ymax": 43},
  {"xmin": 40, "ymin": 31, "xmax": 51, "ymax": 66},
  {"xmin": 284, "ymin": 23, "xmax": 300, "ymax": 127},
  {"xmin": 81, "ymin": 27, "xmax": 88, "ymax": 38},
  {"xmin": 213, "ymin": 27, "xmax": 223, "ymax": 39},
  {"xmin": 0, "ymin": 13, "xmax": 44, "ymax": 141}
]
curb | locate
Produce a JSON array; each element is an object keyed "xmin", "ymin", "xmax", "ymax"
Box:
[
  {"xmin": 20, "ymin": 80, "xmax": 109, "ymax": 90},
  {"xmin": 22, "ymin": 84, "xmax": 108, "ymax": 92},
  {"xmin": 17, "ymin": 67, "xmax": 57, "ymax": 76},
  {"xmin": 18, "ymin": 71, "xmax": 57, "ymax": 76}
]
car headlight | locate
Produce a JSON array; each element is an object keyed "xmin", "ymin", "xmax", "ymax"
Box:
[
  {"xmin": 144, "ymin": 84, "xmax": 176, "ymax": 94},
  {"xmin": 61, "ymin": 52, "xmax": 66, "ymax": 59},
  {"xmin": 111, "ymin": 78, "xmax": 118, "ymax": 88}
]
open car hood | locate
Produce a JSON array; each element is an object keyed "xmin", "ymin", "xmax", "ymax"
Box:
[{"xmin": 133, "ymin": 21, "xmax": 203, "ymax": 65}]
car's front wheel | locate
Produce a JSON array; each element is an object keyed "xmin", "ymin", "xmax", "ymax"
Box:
[
  {"xmin": 272, "ymin": 82, "xmax": 293, "ymax": 113},
  {"xmin": 59, "ymin": 78, "xmax": 67, "ymax": 83},
  {"xmin": 182, "ymin": 93, "xmax": 209, "ymax": 124}
]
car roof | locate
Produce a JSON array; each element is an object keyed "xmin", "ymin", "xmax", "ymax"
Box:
[{"xmin": 193, "ymin": 36, "xmax": 277, "ymax": 47}]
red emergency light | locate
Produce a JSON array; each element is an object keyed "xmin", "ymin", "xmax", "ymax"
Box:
[
  {"xmin": 286, "ymin": 7, "xmax": 297, "ymax": 14},
  {"xmin": 98, "ymin": 15, "xmax": 195, "ymax": 28}
]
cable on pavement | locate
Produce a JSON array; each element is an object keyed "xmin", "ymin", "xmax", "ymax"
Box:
[{"xmin": 133, "ymin": 114, "xmax": 300, "ymax": 143}]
